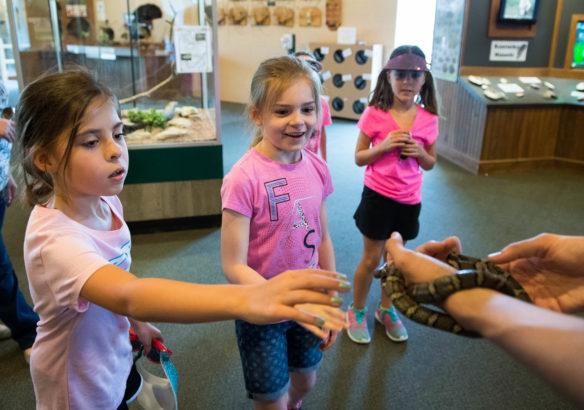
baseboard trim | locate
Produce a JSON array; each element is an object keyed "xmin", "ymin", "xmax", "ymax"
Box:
[{"xmin": 128, "ymin": 214, "xmax": 222, "ymax": 234}]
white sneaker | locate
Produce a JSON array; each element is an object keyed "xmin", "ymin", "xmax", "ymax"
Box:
[{"xmin": 0, "ymin": 322, "xmax": 11, "ymax": 340}]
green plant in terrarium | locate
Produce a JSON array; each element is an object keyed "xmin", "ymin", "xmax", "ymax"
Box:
[{"xmin": 127, "ymin": 109, "xmax": 168, "ymax": 131}]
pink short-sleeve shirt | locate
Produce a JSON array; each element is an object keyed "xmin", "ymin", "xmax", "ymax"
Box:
[
  {"xmin": 24, "ymin": 196, "xmax": 133, "ymax": 410},
  {"xmin": 221, "ymin": 148, "xmax": 333, "ymax": 278},
  {"xmin": 357, "ymin": 105, "xmax": 438, "ymax": 204}
]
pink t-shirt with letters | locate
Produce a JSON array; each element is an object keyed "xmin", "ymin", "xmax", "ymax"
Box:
[
  {"xmin": 357, "ymin": 105, "xmax": 438, "ymax": 204},
  {"xmin": 24, "ymin": 195, "xmax": 133, "ymax": 410},
  {"xmin": 221, "ymin": 148, "xmax": 333, "ymax": 278}
]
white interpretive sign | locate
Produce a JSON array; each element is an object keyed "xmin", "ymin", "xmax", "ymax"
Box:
[
  {"xmin": 489, "ymin": 41, "xmax": 528, "ymax": 62},
  {"xmin": 174, "ymin": 25, "xmax": 212, "ymax": 73}
]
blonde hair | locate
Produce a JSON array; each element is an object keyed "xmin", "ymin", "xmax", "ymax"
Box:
[
  {"xmin": 249, "ymin": 56, "xmax": 322, "ymax": 148},
  {"xmin": 14, "ymin": 67, "xmax": 117, "ymax": 206}
]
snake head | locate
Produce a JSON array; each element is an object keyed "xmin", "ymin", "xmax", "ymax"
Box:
[{"xmin": 373, "ymin": 263, "xmax": 390, "ymax": 279}]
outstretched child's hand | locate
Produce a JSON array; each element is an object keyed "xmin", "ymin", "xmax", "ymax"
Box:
[
  {"xmin": 242, "ymin": 269, "xmax": 350, "ymax": 329},
  {"xmin": 319, "ymin": 329, "xmax": 339, "ymax": 351},
  {"xmin": 295, "ymin": 302, "xmax": 348, "ymax": 340},
  {"xmin": 129, "ymin": 319, "xmax": 163, "ymax": 356}
]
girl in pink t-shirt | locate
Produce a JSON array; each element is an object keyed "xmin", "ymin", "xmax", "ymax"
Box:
[
  {"xmin": 15, "ymin": 69, "xmax": 349, "ymax": 409},
  {"xmin": 221, "ymin": 56, "xmax": 344, "ymax": 409},
  {"xmin": 346, "ymin": 45, "xmax": 439, "ymax": 345},
  {"xmin": 294, "ymin": 51, "xmax": 333, "ymax": 161}
]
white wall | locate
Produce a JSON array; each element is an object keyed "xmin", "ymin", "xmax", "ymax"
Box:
[
  {"xmin": 394, "ymin": 0, "xmax": 436, "ymax": 61},
  {"xmin": 217, "ymin": 1, "xmax": 398, "ymax": 103}
]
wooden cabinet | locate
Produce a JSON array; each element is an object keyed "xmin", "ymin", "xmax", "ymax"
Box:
[{"xmin": 436, "ymin": 76, "xmax": 584, "ymax": 174}]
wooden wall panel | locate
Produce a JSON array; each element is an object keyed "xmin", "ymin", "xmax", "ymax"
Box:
[
  {"xmin": 118, "ymin": 179, "xmax": 222, "ymax": 222},
  {"xmin": 481, "ymin": 107, "xmax": 560, "ymax": 160},
  {"xmin": 436, "ymin": 80, "xmax": 583, "ymax": 174},
  {"xmin": 556, "ymin": 107, "xmax": 584, "ymax": 162},
  {"xmin": 436, "ymin": 79, "xmax": 486, "ymax": 173}
]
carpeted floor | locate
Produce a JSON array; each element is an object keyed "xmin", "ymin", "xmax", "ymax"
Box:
[{"xmin": 1, "ymin": 102, "xmax": 582, "ymax": 409}]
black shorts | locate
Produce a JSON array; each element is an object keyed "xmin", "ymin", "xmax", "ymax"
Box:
[
  {"xmin": 117, "ymin": 363, "xmax": 141, "ymax": 409},
  {"xmin": 353, "ymin": 186, "xmax": 421, "ymax": 241}
]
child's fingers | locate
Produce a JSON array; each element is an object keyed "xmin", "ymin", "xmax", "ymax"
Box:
[
  {"xmin": 280, "ymin": 270, "xmax": 351, "ymax": 293},
  {"xmin": 280, "ymin": 307, "xmax": 336, "ymax": 337},
  {"xmin": 297, "ymin": 305, "xmax": 347, "ymax": 332},
  {"xmin": 298, "ymin": 322, "xmax": 330, "ymax": 339},
  {"xmin": 283, "ymin": 289, "xmax": 345, "ymax": 308}
]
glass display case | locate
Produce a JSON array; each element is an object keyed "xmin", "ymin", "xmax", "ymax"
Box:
[{"xmin": 7, "ymin": 0, "xmax": 223, "ymax": 224}]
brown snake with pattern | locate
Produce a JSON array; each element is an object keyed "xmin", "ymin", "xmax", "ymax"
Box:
[{"xmin": 374, "ymin": 252, "xmax": 532, "ymax": 337}]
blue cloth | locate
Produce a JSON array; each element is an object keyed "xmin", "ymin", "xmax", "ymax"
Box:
[
  {"xmin": 0, "ymin": 139, "xmax": 11, "ymax": 191},
  {"xmin": 235, "ymin": 320, "xmax": 322, "ymax": 401},
  {"xmin": 0, "ymin": 193, "xmax": 39, "ymax": 350}
]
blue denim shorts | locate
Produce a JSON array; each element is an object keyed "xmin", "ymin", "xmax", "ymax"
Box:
[{"xmin": 235, "ymin": 320, "xmax": 323, "ymax": 401}]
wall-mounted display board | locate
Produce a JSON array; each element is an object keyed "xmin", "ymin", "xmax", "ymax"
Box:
[
  {"xmin": 310, "ymin": 42, "xmax": 382, "ymax": 120},
  {"xmin": 216, "ymin": 0, "xmax": 329, "ymax": 28},
  {"xmin": 431, "ymin": 0, "xmax": 466, "ymax": 82}
]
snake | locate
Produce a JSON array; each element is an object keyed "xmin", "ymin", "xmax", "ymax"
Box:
[{"xmin": 374, "ymin": 252, "xmax": 532, "ymax": 337}]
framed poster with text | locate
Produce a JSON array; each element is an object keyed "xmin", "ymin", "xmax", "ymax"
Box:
[{"xmin": 431, "ymin": 0, "xmax": 465, "ymax": 82}]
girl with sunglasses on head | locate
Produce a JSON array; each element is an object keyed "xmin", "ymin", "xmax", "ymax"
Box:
[{"xmin": 346, "ymin": 45, "xmax": 439, "ymax": 345}]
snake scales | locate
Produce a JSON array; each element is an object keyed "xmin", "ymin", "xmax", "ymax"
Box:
[{"xmin": 374, "ymin": 252, "xmax": 532, "ymax": 337}]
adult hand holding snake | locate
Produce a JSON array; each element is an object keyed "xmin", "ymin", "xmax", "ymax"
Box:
[
  {"xmin": 387, "ymin": 231, "xmax": 584, "ymax": 407},
  {"xmin": 488, "ymin": 233, "xmax": 584, "ymax": 314}
]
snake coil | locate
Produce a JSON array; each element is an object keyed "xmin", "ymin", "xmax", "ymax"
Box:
[{"xmin": 374, "ymin": 252, "xmax": 532, "ymax": 337}]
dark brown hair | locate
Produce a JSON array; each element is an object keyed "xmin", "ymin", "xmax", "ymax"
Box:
[
  {"xmin": 14, "ymin": 67, "xmax": 117, "ymax": 206},
  {"xmin": 369, "ymin": 45, "xmax": 438, "ymax": 115}
]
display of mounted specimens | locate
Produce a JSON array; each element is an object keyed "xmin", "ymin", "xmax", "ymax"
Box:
[
  {"xmin": 326, "ymin": 0, "xmax": 341, "ymax": 30},
  {"xmin": 274, "ymin": 6, "xmax": 294, "ymax": 27},
  {"xmin": 252, "ymin": 6, "xmax": 270, "ymax": 25},
  {"xmin": 299, "ymin": 7, "xmax": 322, "ymax": 27},
  {"xmin": 229, "ymin": 6, "xmax": 248, "ymax": 25}
]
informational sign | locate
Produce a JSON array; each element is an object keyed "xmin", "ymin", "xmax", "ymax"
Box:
[
  {"xmin": 174, "ymin": 26, "xmax": 213, "ymax": 74},
  {"xmin": 431, "ymin": 0, "xmax": 466, "ymax": 82},
  {"xmin": 96, "ymin": 1, "xmax": 106, "ymax": 22},
  {"xmin": 337, "ymin": 26, "xmax": 356, "ymax": 44},
  {"xmin": 489, "ymin": 41, "xmax": 529, "ymax": 62}
]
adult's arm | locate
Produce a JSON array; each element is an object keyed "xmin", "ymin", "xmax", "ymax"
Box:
[{"xmin": 387, "ymin": 232, "xmax": 584, "ymax": 406}]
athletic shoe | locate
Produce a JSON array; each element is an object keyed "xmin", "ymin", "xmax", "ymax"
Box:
[
  {"xmin": 24, "ymin": 348, "xmax": 32, "ymax": 364},
  {"xmin": 0, "ymin": 322, "xmax": 11, "ymax": 340},
  {"xmin": 288, "ymin": 399, "xmax": 302, "ymax": 409},
  {"xmin": 346, "ymin": 304, "xmax": 371, "ymax": 344},
  {"xmin": 375, "ymin": 304, "xmax": 408, "ymax": 342}
]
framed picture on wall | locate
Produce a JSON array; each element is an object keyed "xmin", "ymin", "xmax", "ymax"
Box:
[
  {"xmin": 564, "ymin": 15, "xmax": 584, "ymax": 70},
  {"xmin": 570, "ymin": 20, "xmax": 584, "ymax": 69},
  {"xmin": 497, "ymin": 0, "xmax": 540, "ymax": 25}
]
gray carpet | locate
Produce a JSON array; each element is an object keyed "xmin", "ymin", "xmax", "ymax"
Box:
[{"xmin": 1, "ymin": 101, "xmax": 582, "ymax": 409}]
